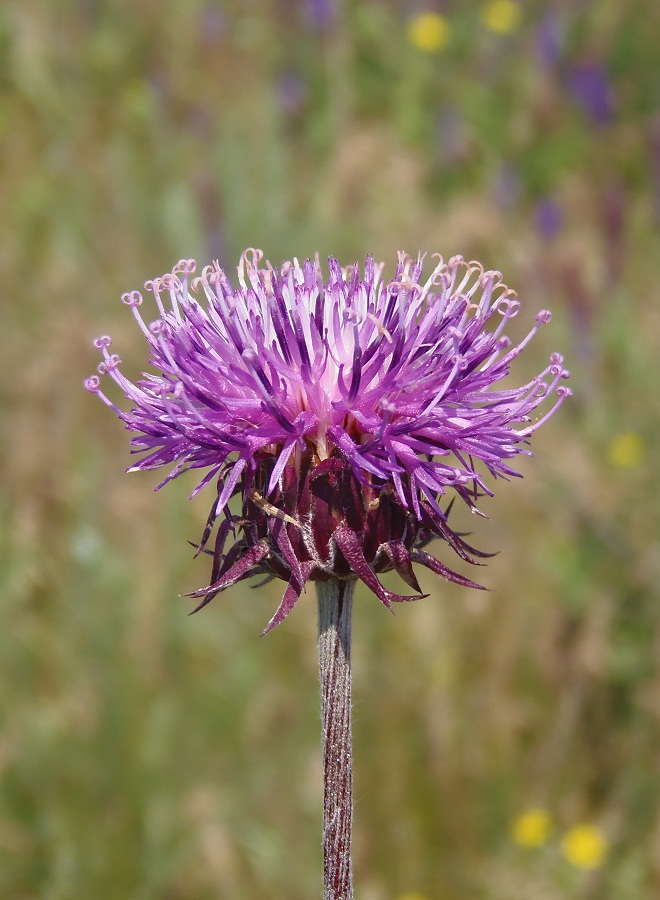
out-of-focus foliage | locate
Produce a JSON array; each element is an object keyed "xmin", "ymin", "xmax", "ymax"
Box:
[{"xmin": 1, "ymin": 1, "xmax": 659, "ymax": 898}]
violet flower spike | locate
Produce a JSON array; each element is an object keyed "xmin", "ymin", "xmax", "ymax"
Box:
[{"xmin": 86, "ymin": 250, "xmax": 570, "ymax": 900}]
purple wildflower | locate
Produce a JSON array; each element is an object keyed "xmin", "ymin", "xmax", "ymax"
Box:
[
  {"xmin": 277, "ymin": 71, "xmax": 308, "ymax": 118},
  {"xmin": 568, "ymin": 61, "xmax": 615, "ymax": 126},
  {"xmin": 304, "ymin": 0, "xmax": 337, "ymax": 31},
  {"xmin": 534, "ymin": 196, "xmax": 563, "ymax": 240},
  {"xmin": 86, "ymin": 251, "xmax": 570, "ymax": 632},
  {"xmin": 534, "ymin": 12, "xmax": 565, "ymax": 70}
]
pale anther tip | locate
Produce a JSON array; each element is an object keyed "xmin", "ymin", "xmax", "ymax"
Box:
[
  {"xmin": 121, "ymin": 291, "xmax": 143, "ymax": 306},
  {"xmin": 84, "ymin": 376, "xmax": 100, "ymax": 392}
]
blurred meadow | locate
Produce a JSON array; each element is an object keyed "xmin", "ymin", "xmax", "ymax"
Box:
[{"xmin": 2, "ymin": 0, "xmax": 660, "ymax": 897}]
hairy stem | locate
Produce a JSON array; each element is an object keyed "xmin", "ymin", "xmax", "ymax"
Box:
[{"xmin": 317, "ymin": 578, "xmax": 355, "ymax": 900}]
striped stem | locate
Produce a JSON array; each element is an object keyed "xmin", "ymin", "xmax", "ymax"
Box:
[{"xmin": 317, "ymin": 578, "xmax": 355, "ymax": 900}]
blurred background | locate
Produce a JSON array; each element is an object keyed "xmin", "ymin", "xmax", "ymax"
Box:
[{"xmin": 2, "ymin": 0, "xmax": 659, "ymax": 897}]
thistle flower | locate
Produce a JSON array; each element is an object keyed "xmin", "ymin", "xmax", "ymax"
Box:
[{"xmin": 85, "ymin": 250, "xmax": 570, "ymax": 632}]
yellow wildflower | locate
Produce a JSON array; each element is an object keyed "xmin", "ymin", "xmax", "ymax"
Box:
[
  {"xmin": 511, "ymin": 808, "xmax": 553, "ymax": 848},
  {"xmin": 481, "ymin": 0, "xmax": 522, "ymax": 35},
  {"xmin": 607, "ymin": 432, "xmax": 645, "ymax": 468},
  {"xmin": 408, "ymin": 12, "xmax": 450, "ymax": 53},
  {"xmin": 561, "ymin": 824, "xmax": 608, "ymax": 870}
]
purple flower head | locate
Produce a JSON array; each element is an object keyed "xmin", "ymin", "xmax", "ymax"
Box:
[
  {"xmin": 568, "ymin": 61, "xmax": 615, "ymax": 126},
  {"xmin": 535, "ymin": 12, "xmax": 565, "ymax": 71},
  {"xmin": 277, "ymin": 71, "xmax": 307, "ymax": 118},
  {"xmin": 86, "ymin": 251, "xmax": 570, "ymax": 632},
  {"xmin": 534, "ymin": 196, "xmax": 563, "ymax": 240},
  {"xmin": 305, "ymin": 0, "xmax": 337, "ymax": 31}
]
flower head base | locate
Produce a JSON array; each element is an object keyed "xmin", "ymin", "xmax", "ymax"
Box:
[{"xmin": 86, "ymin": 251, "xmax": 570, "ymax": 632}]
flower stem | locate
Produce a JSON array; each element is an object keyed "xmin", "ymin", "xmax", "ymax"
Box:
[{"xmin": 317, "ymin": 577, "xmax": 355, "ymax": 900}]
